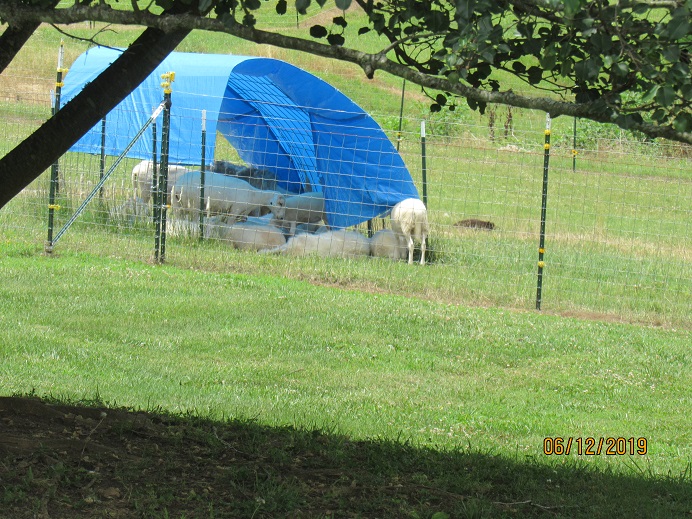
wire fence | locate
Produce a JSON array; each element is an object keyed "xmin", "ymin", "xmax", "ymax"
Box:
[{"xmin": 1, "ymin": 66, "xmax": 690, "ymax": 329}]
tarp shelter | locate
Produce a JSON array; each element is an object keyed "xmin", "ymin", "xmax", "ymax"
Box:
[{"xmin": 61, "ymin": 48, "xmax": 419, "ymax": 229}]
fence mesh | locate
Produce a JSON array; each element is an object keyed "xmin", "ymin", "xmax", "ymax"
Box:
[{"xmin": 1, "ymin": 64, "xmax": 690, "ymax": 329}]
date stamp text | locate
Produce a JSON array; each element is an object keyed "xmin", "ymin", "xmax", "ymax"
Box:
[{"xmin": 543, "ymin": 437, "xmax": 648, "ymax": 456}]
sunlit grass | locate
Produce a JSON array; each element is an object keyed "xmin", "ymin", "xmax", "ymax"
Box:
[{"xmin": 1, "ymin": 248, "xmax": 690, "ymax": 482}]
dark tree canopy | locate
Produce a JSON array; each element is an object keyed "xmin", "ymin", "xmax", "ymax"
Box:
[{"xmin": 0, "ymin": 0, "xmax": 690, "ymax": 207}]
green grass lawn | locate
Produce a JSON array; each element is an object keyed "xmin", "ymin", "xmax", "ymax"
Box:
[
  {"xmin": 1, "ymin": 248, "xmax": 690, "ymax": 477},
  {"xmin": 0, "ymin": 248, "xmax": 690, "ymax": 517}
]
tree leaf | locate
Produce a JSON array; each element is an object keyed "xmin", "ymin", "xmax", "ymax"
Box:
[
  {"xmin": 358, "ymin": 26, "xmax": 371, "ymax": 35},
  {"xmin": 295, "ymin": 0, "xmax": 311, "ymax": 15},
  {"xmin": 664, "ymin": 14, "xmax": 690, "ymax": 41},
  {"xmin": 661, "ymin": 45, "xmax": 680, "ymax": 63},
  {"xmin": 335, "ymin": 0, "xmax": 351, "ymax": 10},
  {"xmin": 436, "ymin": 93, "xmax": 447, "ymax": 106},
  {"xmin": 563, "ymin": 0, "xmax": 582, "ymax": 18},
  {"xmin": 655, "ymin": 85, "xmax": 676, "ymax": 107},
  {"xmin": 540, "ymin": 51, "xmax": 557, "ymax": 71},
  {"xmin": 198, "ymin": 0, "xmax": 213, "ymax": 13},
  {"xmin": 640, "ymin": 84, "xmax": 660, "ymax": 104},
  {"xmin": 512, "ymin": 61, "xmax": 526, "ymax": 74},
  {"xmin": 333, "ymin": 16, "xmax": 348, "ymax": 28},
  {"xmin": 430, "ymin": 103, "xmax": 442, "ymax": 113},
  {"xmin": 527, "ymin": 66, "xmax": 543, "ymax": 85},
  {"xmin": 611, "ymin": 62, "xmax": 628, "ymax": 77},
  {"xmin": 276, "ymin": 0, "xmax": 287, "ymax": 15},
  {"xmin": 673, "ymin": 111, "xmax": 691, "ymax": 133},
  {"xmin": 245, "ymin": 0, "xmax": 261, "ymax": 10},
  {"xmin": 310, "ymin": 24, "xmax": 328, "ymax": 38},
  {"xmin": 681, "ymin": 83, "xmax": 692, "ymax": 102},
  {"xmin": 327, "ymin": 33, "xmax": 345, "ymax": 46}
]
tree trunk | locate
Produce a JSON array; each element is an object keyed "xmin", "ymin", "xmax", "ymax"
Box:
[
  {"xmin": 0, "ymin": 26, "xmax": 190, "ymax": 209},
  {"xmin": 0, "ymin": 23, "xmax": 40, "ymax": 75}
]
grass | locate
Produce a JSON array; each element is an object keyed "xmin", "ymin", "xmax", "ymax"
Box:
[
  {"xmin": 0, "ymin": 248, "xmax": 690, "ymax": 517},
  {"xmin": 1, "ymin": 250, "xmax": 690, "ymax": 466}
]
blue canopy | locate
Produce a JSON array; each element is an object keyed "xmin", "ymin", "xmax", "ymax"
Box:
[{"xmin": 61, "ymin": 48, "xmax": 419, "ymax": 229}]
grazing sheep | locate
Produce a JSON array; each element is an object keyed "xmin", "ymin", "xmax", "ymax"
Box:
[
  {"xmin": 131, "ymin": 160, "xmax": 191, "ymax": 204},
  {"xmin": 370, "ymin": 228, "xmax": 406, "ymax": 260},
  {"xmin": 206, "ymin": 219, "xmax": 286, "ymax": 251},
  {"xmin": 262, "ymin": 230, "xmax": 370, "ymax": 258},
  {"xmin": 390, "ymin": 198, "xmax": 429, "ymax": 265},
  {"xmin": 271, "ymin": 192, "xmax": 326, "ymax": 236},
  {"xmin": 171, "ymin": 170, "xmax": 286, "ymax": 222}
]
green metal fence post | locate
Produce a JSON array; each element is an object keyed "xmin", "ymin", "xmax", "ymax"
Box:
[
  {"xmin": 421, "ymin": 120, "xmax": 428, "ymax": 206},
  {"xmin": 156, "ymin": 72, "xmax": 174, "ymax": 263},
  {"xmin": 99, "ymin": 116, "xmax": 107, "ymax": 201},
  {"xmin": 152, "ymin": 121, "xmax": 161, "ymax": 261},
  {"xmin": 572, "ymin": 117, "xmax": 577, "ymax": 172},
  {"xmin": 46, "ymin": 41, "xmax": 67, "ymax": 253},
  {"xmin": 199, "ymin": 109, "xmax": 207, "ymax": 241},
  {"xmin": 536, "ymin": 113, "xmax": 552, "ymax": 310}
]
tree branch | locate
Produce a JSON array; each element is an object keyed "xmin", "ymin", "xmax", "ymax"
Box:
[{"xmin": 0, "ymin": 2, "xmax": 690, "ymax": 145}]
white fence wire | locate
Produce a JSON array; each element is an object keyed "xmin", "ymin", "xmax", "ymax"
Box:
[{"xmin": 1, "ymin": 67, "xmax": 690, "ymax": 328}]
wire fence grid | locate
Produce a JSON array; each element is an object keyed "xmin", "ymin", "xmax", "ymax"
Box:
[{"xmin": 1, "ymin": 68, "xmax": 690, "ymax": 329}]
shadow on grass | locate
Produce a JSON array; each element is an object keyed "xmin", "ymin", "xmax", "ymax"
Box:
[{"xmin": 0, "ymin": 396, "xmax": 689, "ymax": 518}]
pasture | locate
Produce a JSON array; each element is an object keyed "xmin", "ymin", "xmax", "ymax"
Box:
[{"xmin": 0, "ymin": 10, "xmax": 691, "ymax": 518}]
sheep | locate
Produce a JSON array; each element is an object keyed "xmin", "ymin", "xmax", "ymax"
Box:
[
  {"xmin": 205, "ymin": 218, "xmax": 286, "ymax": 251},
  {"xmin": 171, "ymin": 170, "xmax": 286, "ymax": 222},
  {"xmin": 390, "ymin": 198, "xmax": 429, "ymax": 265},
  {"xmin": 108, "ymin": 196, "xmax": 150, "ymax": 225},
  {"xmin": 211, "ymin": 159, "xmax": 246, "ymax": 176},
  {"xmin": 262, "ymin": 230, "xmax": 370, "ymax": 258},
  {"xmin": 211, "ymin": 160, "xmax": 280, "ymax": 192},
  {"xmin": 271, "ymin": 192, "xmax": 326, "ymax": 236},
  {"xmin": 131, "ymin": 160, "xmax": 191, "ymax": 204},
  {"xmin": 370, "ymin": 228, "xmax": 406, "ymax": 260}
]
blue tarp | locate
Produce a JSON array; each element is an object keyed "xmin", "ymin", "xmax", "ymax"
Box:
[{"xmin": 61, "ymin": 48, "xmax": 419, "ymax": 229}]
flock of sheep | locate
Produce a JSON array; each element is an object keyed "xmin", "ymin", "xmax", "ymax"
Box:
[{"xmin": 129, "ymin": 159, "xmax": 429, "ymax": 264}]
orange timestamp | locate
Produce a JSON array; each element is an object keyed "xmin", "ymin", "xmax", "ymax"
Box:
[{"xmin": 543, "ymin": 437, "xmax": 648, "ymax": 456}]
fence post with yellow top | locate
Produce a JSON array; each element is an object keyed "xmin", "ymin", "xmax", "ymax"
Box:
[
  {"xmin": 155, "ymin": 71, "xmax": 175, "ymax": 263},
  {"xmin": 46, "ymin": 41, "xmax": 68, "ymax": 253},
  {"xmin": 536, "ymin": 113, "xmax": 551, "ymax": 310}
]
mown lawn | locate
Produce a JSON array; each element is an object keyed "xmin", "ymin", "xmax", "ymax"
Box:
[{"xmin": 0, "ymin": 248, "xmax": 690, "ymax": 517}]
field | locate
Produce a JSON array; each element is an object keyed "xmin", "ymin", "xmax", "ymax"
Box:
[{"xmin": 1, "ymin": 7, "xmax": 691, "ymax": 519}]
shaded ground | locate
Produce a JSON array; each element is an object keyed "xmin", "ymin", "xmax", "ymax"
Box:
[{"xmin": 1, "ymin": 396, "xmax": 690, "ymax": 518}]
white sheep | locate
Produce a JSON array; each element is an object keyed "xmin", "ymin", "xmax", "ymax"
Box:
[
  {"xmin": 271, "ymin": 192, "xmax": 325, "ymax": 236},
  {"xmin": 206, "ymin": 219, "xmax": 286, "ymax": 251},
  {"xmin": 108, "ymin": 196, "xmax": 150, "ymax": 225},
  {"xmin": 262, "ymin": 230, "xmax": 370, "ymax": 258},
  {"xmin": 390, "ymin": 198, "xmax": 429, "ymax": 265},
  {"xmin": 171, "ymin": 170, "xmax": 286, "ymax": 222},
  {"xmin": 131, "ymin": 159, "xmax": 191, "ymax": 204},
  {"xmin": 370, "ymin": 228, "xmax": 406, "ymax": 260}
]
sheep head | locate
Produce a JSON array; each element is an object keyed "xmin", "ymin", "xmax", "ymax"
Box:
[{"xmin": 270, "ymin": 193, "xmax": 286, "ymax": 220}]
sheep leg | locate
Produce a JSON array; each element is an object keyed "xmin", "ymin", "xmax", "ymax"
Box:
[
  {"xmin": 407, "ymin": 234, "xmax": 414, "ymax": 264},
  {"xmin": 420, "ymin": 233, "xmax": 427, "ymax": 265}
]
